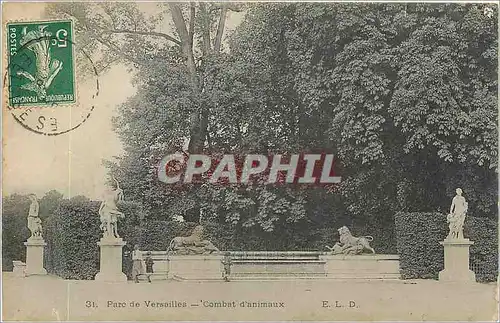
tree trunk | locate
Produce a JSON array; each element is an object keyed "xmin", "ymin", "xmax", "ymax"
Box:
[{"xmin": 169, "ymin": 4, "xmax": 205, "ymax": 153}]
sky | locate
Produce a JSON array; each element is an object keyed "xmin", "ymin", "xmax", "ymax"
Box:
[{"xmin": 2, "ymin": 2, "xmax": 244, "ymax": 200}]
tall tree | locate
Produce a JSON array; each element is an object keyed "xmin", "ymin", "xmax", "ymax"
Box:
[
  {"xmin": 47, "ymin": 2, "xmax": 246, "ymax": 221},
  {"xmin": 47, "ymin": 2, "xmax": 242, "ymax": 152},
  {"xmin": 232, "ymin": 3, "xmax": 497, "ymax": 226}
]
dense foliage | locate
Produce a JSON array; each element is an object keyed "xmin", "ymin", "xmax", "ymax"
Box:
[
  {"xmin": 47, "ymin": 3, "xmax": 497, "ymax": 238},
  {"xmin": 395, "ymin": 212, "xmax": 497, "ymax": 282},
  {"xmin": 1, "ymin": 3, "xmax": 494, "ymax": 275},
  {"xmin": 228, "ymin": 3, "xmax": 498, "ymax": 238}
]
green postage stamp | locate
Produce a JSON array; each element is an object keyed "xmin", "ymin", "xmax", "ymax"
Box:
[{"xmin": 7, "ymin": 20, "xmax": 75, "ymax": 107}]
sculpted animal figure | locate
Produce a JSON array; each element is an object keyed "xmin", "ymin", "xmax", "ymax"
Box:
[
  {"xmin": 328, "ymin": 226, "xmax": 375, "ymax": 255},
  {"xmin": 168, "ymin": 225, "xmax": 219, "ymax": 255},
  {"xmin": 325, "ymin": 242, "xmax": 343, "ymax": 254}
]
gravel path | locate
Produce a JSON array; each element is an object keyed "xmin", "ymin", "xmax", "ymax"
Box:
[{"xmin": 2, "ymin": 273, "xmax": 497, "ymax": 321}]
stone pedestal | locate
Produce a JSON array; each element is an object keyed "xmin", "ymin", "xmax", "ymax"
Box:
[
  {"xmin": 168, "ymin": 255, "xmax": 223, "ymax": 280},
  {"xmin": 24, "ymin": 237, "xmax": 47, "ymax": 276},
  {"xmin": 95, "ymin": 237, "xmax": 127, "ymax": 282},
  {"xmin": 12, "ymin": 261, "xmax": 26, "ymax": 277},
  {"xmin": 439, "ymin": 239, "xmax": 476, "ymax": 282}
]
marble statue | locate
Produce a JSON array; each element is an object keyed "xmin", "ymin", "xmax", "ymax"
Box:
[
  {"xmin": 447, "ymin": 188, "xmax": 468, "ymax": 239},
  {"xmin": 98, "ymin": 177, "xmax": 124, "ymax": 239},
  {"xmin": 167, "ymin": 225, "xmax": 219, "ymax": 255},
  {"xmin": 326, "ymin": 226, "xmax": 375, "ymax": 255},
  {"xmin": 27, "ymin": 194, "xmax": 42, "ymax": 238}
]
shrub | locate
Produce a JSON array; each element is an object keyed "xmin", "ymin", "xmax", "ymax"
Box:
[
  {"xmin": 466, "ymin": 216, "xmax": 498, "ymax": 282},
  {"xmin": 395, "ymin": 212, "xmax": 497, "ymax": 282},
  {"xmin": 2, "ymin": 214, "xmax": 30, "ymax": 271},
  {"xmin": 2, "ymin": 194, "xmax": 31, "ymax": 271},
  {"xmin": 45, "ymin": 197, "xmax": 101, "ymax": 279},
  {"xmin": 395, "ymin": 212, "xmax": 446, "ymax": 279}
]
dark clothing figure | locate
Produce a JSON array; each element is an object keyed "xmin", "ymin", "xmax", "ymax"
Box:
[
  {"xmin": 145, "ymin": 257, "xmax": 154, "ymax": 273},
  {"xmin": 221, "ymin": 253, "xmax": 232, "ymax": 282},
  {"xmin": 144, "ymin": 254, "xmax": 154, "ymax": 283}
]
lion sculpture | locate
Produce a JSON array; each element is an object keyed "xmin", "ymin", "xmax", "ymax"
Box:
[
  {"xmin": 168, "ymin": 225, "xmax": 219, "ymax": 255},
  {"xmin": 326, "ymin": 226, "xmax": 375, "ymax": 255}
]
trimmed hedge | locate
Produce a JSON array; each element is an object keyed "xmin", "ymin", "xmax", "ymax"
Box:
[
  {"xmin": 45, "ymin": 197, "xmax": 101, "ymax": 279},
  {"xmin": 395, "ymin": 212, "xmax": 446, "ymax": 279},
  {"xmin": 2, "ymin": 214, "xmax": 30, "ymax": 271},
  {"xmin": 395, "ymin": 212, "xmax": 497, "ymax": 282},
  {"xmin": 467, "ymin": 216, "xmax": 498, "ymax": 282},
  {"xmin": 2, "ymin": 195, "xmax": 32, "ymax": 271}
]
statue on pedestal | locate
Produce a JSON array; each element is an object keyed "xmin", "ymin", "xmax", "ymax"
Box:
[
  {"xmin": 27, "ymin": 194, "xmax": 42, "ymax": 239},
  {"xmin": 24, "ymin": 194, "xmax": 47, "ymax": 276},
  {"xmin": 447, "ymin": 188, "xmax": 468, "ymax": 240},
  {"xmin": 326, "ymin": 226, "xmax": 375, "ymax": 255},
  {"xmin": 439, "ymin": 188, "xmax": 475, "ymax": 282},
  {"xmin": 98, "ymin": 177, "xmax": 124, "ymax": 239}
]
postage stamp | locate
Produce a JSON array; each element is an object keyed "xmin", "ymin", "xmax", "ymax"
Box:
[
  {"xmin": 7, "ymin": 20, "xmax": 76, "ymax": 107},
  {"xmin": 2, "ymin": 2, "xmax": 498, "ymax": 322},
  {"xmin": 3, "ymin": 19, "xmax": 98, "ymax": 136}
]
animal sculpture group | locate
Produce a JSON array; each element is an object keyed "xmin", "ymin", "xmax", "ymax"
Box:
[
  {"xmin": 326, "ymin": 226, "xmax": 376, "ymax": 255},
  {"xmin": 167, "ymin": 225, "xmax": 372, "ymax": 256},
  {"xmin": 167, "ymin": 225, "xmax": 219, "ymax": 255}
]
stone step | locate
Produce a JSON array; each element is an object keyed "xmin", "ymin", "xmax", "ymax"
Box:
[
  {"xmin": 232, "ymin": 260, "xmax": 325, "ymax": 264},
  {"xmin": 228, "ymin": 275, "xmax": 401, "ymax": 281},
  {"xmin": 232, "ymin": 272, "xmax": 327, "ymax": 277},
  {"xmin": 229, "ymin": 276, "xmax": 327, "ymax": 281},
  {"xmin": 172, "ymin": 275, "xmax": 223, "ymax": 282}
]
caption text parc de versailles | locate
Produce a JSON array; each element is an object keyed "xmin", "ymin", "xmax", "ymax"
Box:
[{"xmin": 157, "ymin": 153, "xmax": 341, "ymax": 185}]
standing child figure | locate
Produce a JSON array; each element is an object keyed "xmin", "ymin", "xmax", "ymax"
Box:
[
  {"xmin": 221, "ymin": 252, "xmax": 232, "ymax": 282},
  {"xmin": 144, "ymin": 252, "xmax": 154, "ymax": 283},
  {"xmin": 131, "ymin": 244, "xmax": 144, "ymax": 283}
]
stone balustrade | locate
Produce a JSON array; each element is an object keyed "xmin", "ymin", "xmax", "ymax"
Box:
[{"xmin": 138, "ymin": 251, "xmax": 401, "ymax": 281}]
